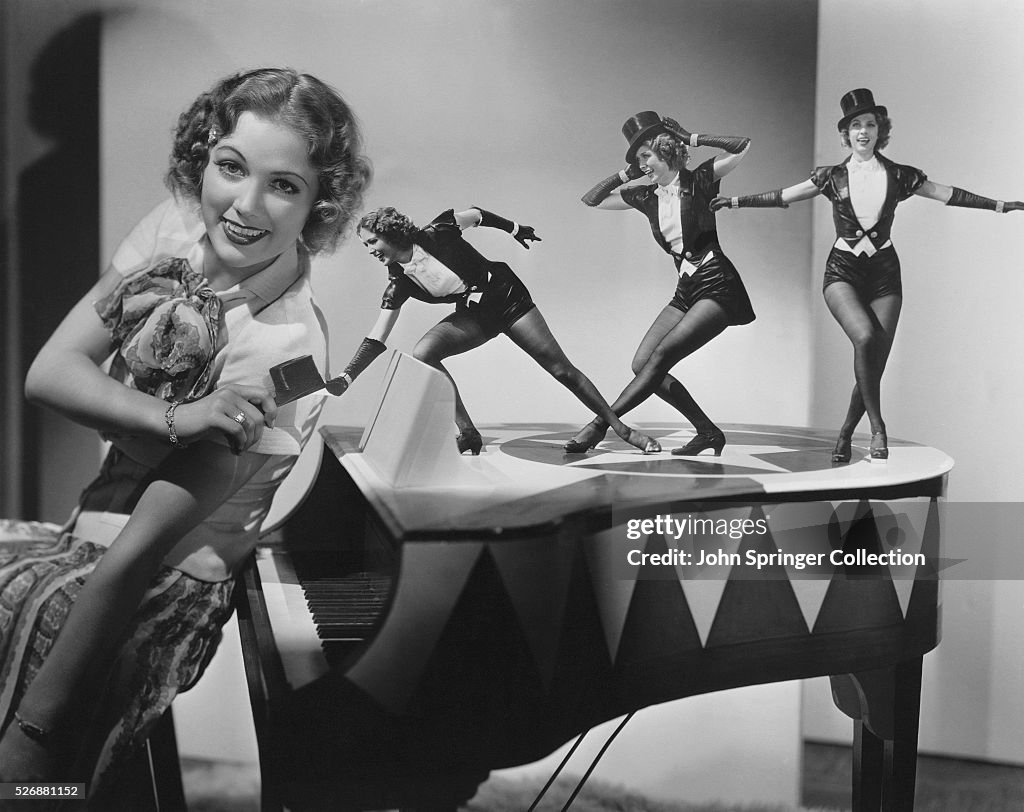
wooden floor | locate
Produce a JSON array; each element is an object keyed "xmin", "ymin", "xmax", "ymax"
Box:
[{"xmin": 181, "ymin": 742, "xmax": 1024, "ymax": 811}]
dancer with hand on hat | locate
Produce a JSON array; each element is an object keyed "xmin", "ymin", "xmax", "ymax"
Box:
[
  {"xmin": 711, "ymin": 88, "xmax": 1023, "ymax": 463},
  {"xmin": 337, "ymin": 205, "xmax": 661, "ymax": 456},
  {"xmin": 566, "ymin": 111, "xmax": 754, "ymax": 456}
]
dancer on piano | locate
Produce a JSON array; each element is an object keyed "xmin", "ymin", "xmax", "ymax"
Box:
[
  {"xmin": 0, "ymin": 68, "xmax": 371, "ymax": 799},
  {"xmin": 567, "ymin": 111, "xmax": 755, "ymax": 457},
  {"xmin": 710, "ymin": 88, "xmax": 1023, "ymax": 463},
  {"xmin": 336, "ymin": 205, "xmax": 661, "ymax": 455}
]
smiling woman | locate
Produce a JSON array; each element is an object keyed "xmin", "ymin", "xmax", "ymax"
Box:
[{"xmin": 0, "ymin": 67, "xmax": 370, "ymax": 801}]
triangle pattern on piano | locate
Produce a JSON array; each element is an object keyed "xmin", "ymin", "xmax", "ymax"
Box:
[
  {"xmin": 812, "ymin": 503, "xmax": 905, "ymax": 635},
  {"xmin": 488, "ymin": 534, "xmax": 577, "ymax": 688},
  {"xmin": 705, "ymin": 523, "xmax": 810, "ymax": 647},
  {"xmin": 675, "ymin": 506, "xmax": 746, "ymax": 646},
  {"xmin": 582, "ymin": 526, "xmax": 641, "ymax": 662},
  {"xmin": 763, "ymin": 501, "xmax": 838, "ymax": 631}
]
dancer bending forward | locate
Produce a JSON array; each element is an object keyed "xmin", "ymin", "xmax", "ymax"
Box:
[
  {"xmin": 711, "ymin": 88, "xmax": 1022, "ymax": 462},
  {"xmin": 568, "ymin": 111, "xmax": 755, "ymax": 456},
  {"xmin": 336, "ymin": 205, "xmax": 660, "ymax": 455}
]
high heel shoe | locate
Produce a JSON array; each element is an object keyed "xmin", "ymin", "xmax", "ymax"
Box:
[
  {"xmin": 623, "ymin": 429, "xmax": 661, "ymax": 455},
  {"xmin": 869, "ymin": 430, "xmax": 888, "ymax": 462},
  {"xmin": 671, "ymin": 429, "xmax": 726, "ymax": 457},
  {"xmin": 456, "ymin": 428, "xmax": 483, "ymax": 455},
  {"xmin": 831, "ymin": 434, "xmax": 852, "ymax": 465},
  {"xmin": 564, "ymin": 419, "xmax": 608, "ymax": 453}
]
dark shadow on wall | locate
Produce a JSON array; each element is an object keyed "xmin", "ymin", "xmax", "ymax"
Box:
[{"xmin": 18, "ymin": 14, "xmax": 101, "ymax": 519}]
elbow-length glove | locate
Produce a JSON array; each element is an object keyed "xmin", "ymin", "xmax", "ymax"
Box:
[
  {"xmin": 709, "ymin": 190, "xmax": 788, "ymax": 212},
  {"xmin": 474, "ymin": 208, "xmax": 541, "ymax": 248},
  {"xmin": 326, "ymin": 337, "xmax": 386, "ymax": 395},
  {"xmin": 581, "ymin": 164, "xmax": 644, "ymax": 206},
  {"xmin": 662, "ymin": 116, "xmax": 750, "ymax": 154},
  {"xmin": 946, "ymin": 187, "xmax": 1015, "ymax": 213}
]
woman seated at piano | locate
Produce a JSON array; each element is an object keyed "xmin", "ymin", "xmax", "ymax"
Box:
[
  {"xmin": 335, "ymin": 205, "xmax": 660, "ymax": 456},
  {"xmin": 0, "ymin": 67, "xmax": 370, "ymax": 800}
]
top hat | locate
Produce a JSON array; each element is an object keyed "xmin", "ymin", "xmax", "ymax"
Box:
[
  {"xmin": 837, "ymin": 88, "xmax": 887, "ymax": 130},
  {"xmin": 622, "ymin": 110, "xmax": 670, "ymax": 164}
]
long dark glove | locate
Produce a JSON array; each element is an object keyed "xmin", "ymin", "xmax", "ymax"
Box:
[
  {"xmin": 662, "ymin": 116, "xmax": 749, "ymax": 154},
  {"xmin": 581, "ymin": 164, "xmax": 644, "ymax": 206},
  {"xmin": 709, "ymin": 190, "xmax": 788, "ymax": 212},
  {"xmin": 475, "ymin": 207, "xmax": 542, "ymax": 249},
  {"xmin": 945, "ymin": 187, "xmax": 1023, "ymax": 213},
  {"xmin": 329, "ymin": 337, "xmax": 387, "ymax": 394}
]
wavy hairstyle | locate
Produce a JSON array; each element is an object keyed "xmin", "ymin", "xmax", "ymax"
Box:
[
  {"xmin": 357, "ymin": 206, "xmax": 418, "ymax": 250},
  {"xmin": 649, "ymin": 131, "xmax": 689, "ymax": 171},
  {"xmin": 166, "ymin": 67, "xmax": 372, "ymax": 254},
  {"xmin": 840, "ymin": 111, "xmax": 893, "ymax": 152}
]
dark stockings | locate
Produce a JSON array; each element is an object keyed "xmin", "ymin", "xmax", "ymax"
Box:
[
  {"xmin": 572, "ymin": 302, "xmax": 729, "ymax": 443},
  {"xmin": 822, "ymin": 284, "xmax": 901, "ymax": 439},
  {"xmin": 414, "ymin": 308, "xmax": 656, "ymax": 450}
]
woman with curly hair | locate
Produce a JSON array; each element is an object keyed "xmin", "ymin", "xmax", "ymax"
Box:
[
  {"xmin": 333, "ymin": 205, "xmax": 660, "ymax": 455},
  {"xmin": 566, "ymin": 111, "xmax": 755, "ymax": 456},
  {"xmin": 711, "ymin": 88, "xmax": 1023, "ymax": 462},
  {"xmin": 0, "ymin": 67, "xmax": 370, "ymax": 798}
]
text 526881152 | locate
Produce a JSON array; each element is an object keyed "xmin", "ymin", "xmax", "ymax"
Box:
[{"xmin": 0, "ymin": 784, "xmax": 84, "ymax": 799}]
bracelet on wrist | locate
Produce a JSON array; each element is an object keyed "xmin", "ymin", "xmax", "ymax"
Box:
[
  {"xmin": 165, "ymin": 400, "xmax": 186, "ymax": 449},
  {"xmin": 14, "ymin": 711, "xmax": 53, "ymax": 745},
  {"xmin": 689, "ymin": 133, "xmax": 699, "ymax": 148},
  {"xmin": 996, "ymin": 200, "xmax": 1006, "ymax": 213},
  {"xmin": 511, "ymin": 222, "xmax": 520, "ymax": 237},
  {"xmin": 731, "ymin": 196, "xmax": 739, "ymax": 209}
]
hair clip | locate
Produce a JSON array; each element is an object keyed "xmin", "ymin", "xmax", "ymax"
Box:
[{"xmin": 207, "ymin": 126, "xmax": 220, "ymax": 146}]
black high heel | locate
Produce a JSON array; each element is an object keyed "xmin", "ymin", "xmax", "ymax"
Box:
[
  {"xmin": 831, "ymin": 434, "xmax": 852, "ymax": 464},
  {"xmin": 456, "ymin": 428, "xmax": 483, "ymax": 455},
  {"xmin": 869, "ymin": 430, "xmax": 888, "ymax": 462},
  {"xmin": 564, "ymin": 419, "xmax": 609, "ymax": 453},
  {"xmin": 671, "ymin": 429, "xmax": 726, "ymax": 457}
]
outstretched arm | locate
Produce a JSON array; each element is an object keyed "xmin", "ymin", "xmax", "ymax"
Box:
[
  {"xmin": 455, "ymin": 207, "xmax": 541, "ymax": 249},
  {"xmin": 0, "ymin": 442, "xmax": 269, "ymax": 781},
  {"xmin": 710, "ymin": 178, "xmax": 821, "ymax": 212},
  {"xmin": 661, "ymin": 116, "xmax": 751, "ymax": 179},
  {"xmin": 915, "ymin": 179, "xmax": 1024, "ymax": 212},
  {"xmin": 324, "ymin": 308, "xmax": 400, "ymax": 396}
]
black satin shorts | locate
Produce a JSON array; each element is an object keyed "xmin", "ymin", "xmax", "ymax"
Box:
[
  {"xmin": 822, "ymin": 245, "xmax": 902, "ymax": 301},
  {"xmin": 455, "ymin": 263, "xmax": 536, "ymax": 338},
  {"xmin": 668, "ymin": 250, "xmax": 755, "ymax": 326}
]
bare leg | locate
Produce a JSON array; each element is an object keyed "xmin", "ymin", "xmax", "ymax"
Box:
[
  {"xmin": 505, "ymin": 309, "xmax": 659, "ymax": 453},
  {"xmin": 413, "ymin": 312, "xmax": 492, "ymax": 435}
]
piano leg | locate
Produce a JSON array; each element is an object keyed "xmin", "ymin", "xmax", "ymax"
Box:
[{"xmin": 830, "ymin": 656, "xmax": 923, "ymax": 812}]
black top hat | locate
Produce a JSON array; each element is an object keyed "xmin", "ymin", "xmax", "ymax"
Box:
[
  {"xmin": 837, "ymin": 88, "xmax": 887, "ymax": 130},
  {"xmin": 622, "ymin": 110, "xmax": 670, "ymax": 164}
]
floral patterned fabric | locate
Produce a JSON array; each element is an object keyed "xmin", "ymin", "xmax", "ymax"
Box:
[{"xmin": 95, "ymin": 257, "xmax": 221, "ymax": 403}]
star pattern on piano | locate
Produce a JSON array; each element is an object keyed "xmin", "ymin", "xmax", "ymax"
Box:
[{"xmin": 501, "ymin": 424, "xmax": 911, "ymax": 476}]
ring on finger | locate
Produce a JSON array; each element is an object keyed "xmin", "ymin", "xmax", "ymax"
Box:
[{"xmin": 232, "ymin": 411, "xmax": 247, "ymax": 425}]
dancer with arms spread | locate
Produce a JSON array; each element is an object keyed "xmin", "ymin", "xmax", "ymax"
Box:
[
  {"xmin": 711, "ymin": 88, "xmax": 1022, "ymax": 462},
  {"xmin": 0, "ymin": 67, "xmax": 370, "ymax": 803},
  {"xmin": 332, "ymin": 205, "xmax": 660, "ymax": 455},
  {"xmin": 567, "ymin": 111, "xmax": 755, "ymax": 456}
]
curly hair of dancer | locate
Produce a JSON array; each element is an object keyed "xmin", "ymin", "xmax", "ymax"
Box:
[
  {"xmin": 649, "ymin": 132, "xmax": 689, "ymax": 170},
  {"xmin": 357, "ymin": 206, "xmax": 419, "ymax": 249}
]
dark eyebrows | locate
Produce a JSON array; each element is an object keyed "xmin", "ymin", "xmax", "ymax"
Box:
[{"xmin": 210, "ymin": 144, "xmax": 312, "ymax": 189}]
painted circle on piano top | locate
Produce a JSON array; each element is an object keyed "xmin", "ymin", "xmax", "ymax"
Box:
[{"xmin": 496, "ymin": 424, "xmax": 919, "ymax": 477}]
